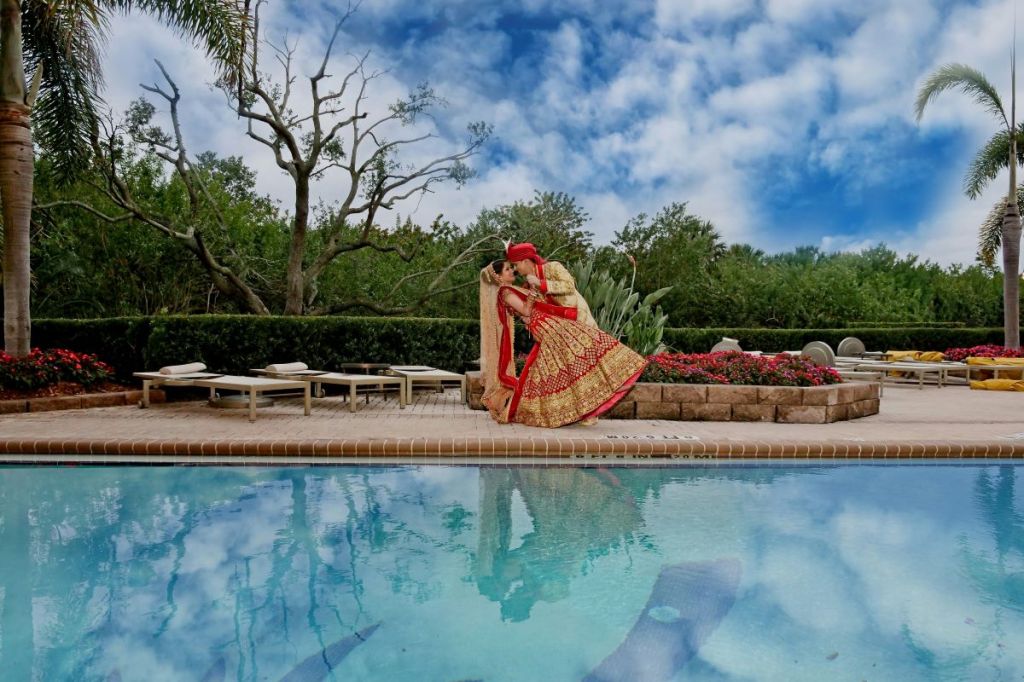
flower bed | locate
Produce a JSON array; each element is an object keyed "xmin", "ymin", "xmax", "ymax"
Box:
[
  {"xmin": 642, "ymin": 351, "xmax": 843, "ymax": 386},
  {"xmin": 466, "ymin": 351, "xmax": 876, "ymax": 423},
  {"xmin": 943, "ymin": 345, "xmax": 1024, "ymax": 362},
  {"xmin": 0, "ymin": 348, "xmax": 114, "ymax": 392}
]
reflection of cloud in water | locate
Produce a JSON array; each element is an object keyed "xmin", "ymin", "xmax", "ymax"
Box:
[
  {"xmin": 7, "ymin": 465, "xmax": 1024, "ymax": 681},
  {"xmin": 697, "ymin": 467, "xmax": 1024, "ymax": 681}
]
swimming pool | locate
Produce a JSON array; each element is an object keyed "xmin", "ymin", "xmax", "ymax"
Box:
[{"xmin": 0, "ymin": 463, "xmax": 1021, "ymax": 681}]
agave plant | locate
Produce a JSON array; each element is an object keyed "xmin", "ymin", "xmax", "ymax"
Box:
[{"xmin": 571, "ymin": 259, "xmax": 671, "ymax": 355}]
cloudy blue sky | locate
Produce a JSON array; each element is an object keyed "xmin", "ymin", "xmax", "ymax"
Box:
[{"xmin": 101, "ymin": 0, "xmax": 1021, "ymax": 265}]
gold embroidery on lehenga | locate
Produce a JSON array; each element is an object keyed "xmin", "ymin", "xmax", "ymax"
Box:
[{"xmin": 512, "ymin": 310, "xmax": 647, "ymax": 428}]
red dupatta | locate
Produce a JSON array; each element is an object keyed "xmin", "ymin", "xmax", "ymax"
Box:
[{"xmin": 495, "ymin": 286, "xmax": 578, "ymax": 390}]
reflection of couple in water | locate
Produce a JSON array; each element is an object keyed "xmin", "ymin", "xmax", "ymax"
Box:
[{"xmin": 479, "ymin": 242, "xmax": 647, "ymax": 428}]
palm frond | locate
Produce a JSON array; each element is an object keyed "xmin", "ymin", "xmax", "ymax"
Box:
[
  {"xmin": 23, "ymin": 0, "xmax": 249, "ymax": 182},
  {"xmin": 964, "ymin": 123, "xmax": 1024, "ymax": 199},
  {"xmin": 977, "ymin": 185, "xmax": 1024, "ymax": 266},
  {"xmin": 22, "ymin": 0, "xmax": 109, "ymax": 181},
  {"xmin": 110, "ymin": 0, "xmax": 250, "ymax": 85},
  {"xmin": 915, "ymin": 63, "xmax": 1007, "ymax": 127}
]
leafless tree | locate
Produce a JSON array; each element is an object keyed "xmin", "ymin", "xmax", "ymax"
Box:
[
  {"xmin": 39, "ymin": 3, "xmax": 493, "ymax": 315},
  {"xmin": 231, "ymin": 1, "xmax": 491, "ymax": 313}
]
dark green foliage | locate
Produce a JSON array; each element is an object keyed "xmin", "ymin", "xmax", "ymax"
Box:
[
  {"xmin": 25, "ymin": 145, "xmax": 1019, "ymax": 330},
  {"xmin": 24, "ymin": 317, "xmax": 1017, "ymax": 379},
  {"xmin": 29, "ymin": 315, "xmax": 479, "ymax": 375},
  {"xmin": 32, "ymin": 317, "xmax": 152, "ymax": 381},
  {"xmin": 662, "ymin": 327, "xmax": 1012, "ymax": 354},
  {"xmin": 144, "ymin": 315, "xmax": 479, "ymax": 373},
  {"xmin": 0, "ymin": 349, "xmax": 113, "ymax": 390}
]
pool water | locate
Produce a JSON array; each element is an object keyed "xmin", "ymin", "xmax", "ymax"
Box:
[{"xmin": 1, "ymin": 464, "xmax": 1022, "ymax": 681}]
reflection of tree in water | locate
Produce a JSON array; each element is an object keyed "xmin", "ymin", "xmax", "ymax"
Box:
[
  {"xmin": 0, "ymin": 467, "xmax": 467, "ymax": 681},
  {"xmin": 953, "ymin": 465, "xmax": 1024, "ymax": 672},
  {"xmin": 898, "ymin": 466, "xmax": 1024, "ymax": 675},
  {"xmin": 963, "ymin": 465, "xmax": 1024, "ymax": 609},
  {"xmin": 474, "ymin": 468, "xmax": 643, "ymax": 622}
]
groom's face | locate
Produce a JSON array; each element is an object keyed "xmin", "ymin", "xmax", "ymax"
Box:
[{"xmin": 513, "ymin": 260, "xmax": 535, "ymax": 277}]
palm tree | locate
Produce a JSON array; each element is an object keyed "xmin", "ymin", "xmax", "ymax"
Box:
[
  {"xmin": 1, "ymin": 0, "xmax": 248, "ymax": 356},
  {"xmin": 916, "ymin": 62, "xmax": 1022, "ymax": 349}
]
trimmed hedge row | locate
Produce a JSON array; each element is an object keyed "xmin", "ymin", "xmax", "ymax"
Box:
[
  {"xmin": 33, "ymin": 315, "xmax": 479, "ymax": 379},
  {"xmin": 23, "ymin": 316, "xmax": 1021, "ymax": 379},
  {"xmin": 662, "ymin": 327, "xmax": 1012, "ymax": 354}
]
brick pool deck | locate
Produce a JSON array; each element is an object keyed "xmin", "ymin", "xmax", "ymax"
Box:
[{"xmin": 0, "ymin": 383, "xmax": 1021, "ymax": 464}]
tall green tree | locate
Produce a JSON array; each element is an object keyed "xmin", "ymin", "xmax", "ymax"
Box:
[
  {"xmin": 612, "ymin": 202, "xmax": 725, "ymax": 326},
  {"xmin": 916, "ymin": 62, "xmax": 1022, "ymax": 348},
  {"xmin": 0, "ymin": 0, "xmax": 248, "ymax": 356}
]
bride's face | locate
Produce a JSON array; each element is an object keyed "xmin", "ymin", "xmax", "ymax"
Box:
[{"xmin": 499, "ymin": 261, "xmax": 516, "ymax": 284}]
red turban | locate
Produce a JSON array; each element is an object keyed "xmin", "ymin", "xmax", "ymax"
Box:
[{"xmin": 506, "ymin": 242, "xmax": 546, "ymax": 264}]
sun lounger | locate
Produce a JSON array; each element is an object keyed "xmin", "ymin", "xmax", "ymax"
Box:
[
  {"xmin": 251, "ymin": 367, "xmax": 326, "ymax": 377},
  {"xmin": 852, "ymin": 362, "xmax": 945, "ymax": 389},
  {"xmin": 387, "ymin": 367, "xmax": 467, "ymax": 404},
  {"xmin": 134, "ymin": 368, "xmax": 224, "ymax": 408},
  {"xmin": 295, "ymin": 372, "xmax": 407, "ymax": 413},
  {"xmin": 190, "ymin": 376, "xmax": 312, "ymax": 422},
  {"xmin": 250, "ymin": 363, "xmax": 329, "ymax": 395}
]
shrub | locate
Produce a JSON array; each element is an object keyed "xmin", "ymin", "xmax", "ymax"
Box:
[
  {"xmin": 144, "ymin": 315, "xmax": 479, "ymax": 373},
  {"xmin": 943, "ymin": 345, "xmax": 1024, "ymax": 362},
  {"xmin": 19, "ymin": 316, "xmax": 1020, "ymax": 378},
  {"xmin": 0, "ymin": 348, "xmax": 114, "ymax": 391},
  {"xmin": 33, "ymin": 317, "xmax": 152, "ymax": 381},
  {"xmin": 642, "ymin": 351, "xmax": 842, "ymax": 386},
  {"xmin": 662, "ymin": 327, "xmax": 1012, "ymax": 354},
  {"xmin": 572, "ymin": 259, "xmax": 671, "ymax": 355}
]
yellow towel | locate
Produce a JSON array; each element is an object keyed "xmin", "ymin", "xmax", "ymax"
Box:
[
  {"xmin": 970, "ymin": 378, "xmax": 1024, "ymax": 391},
  {"xmin": 884, "ymin": 350, "xmax": 949, "ymax": 376},
  {"xmin": 966, "ymin": 357, "xmax": 1024, "ymax": 380},
  {"xmin": 886, "ymin": 350, "xmax": 921, "ymax": 362},
  {"xmin": 884, "ymin": 350, "xmax": 946, "ymax": 362}
]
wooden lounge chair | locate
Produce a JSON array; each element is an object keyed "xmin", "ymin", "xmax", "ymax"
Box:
[
  {"xmin": 189, "ymin": 375, "xmax": 312, "ymax": 422},
  {"xmin": 252, "ymin": 362, "xmax": 407, "ymax": 408},
  {"xmin": 387, "ymin": 367, "xmax": 467, "ymax": 404},
  {"xmin": 134, "ymin": 363, "xmax": 223, "ymax": 408},
  {"xmin": 301, "ymin": 372, "xmax": 407, "ymax": 413}
]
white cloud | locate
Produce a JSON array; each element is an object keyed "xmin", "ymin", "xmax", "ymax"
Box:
[
  {"xmin": 654, "ymin": 0, "xmax": 757, "ymax": 31},
  {"xmin": 95, "ymin": 0, "xmax": 1024, "ymax": 266}
]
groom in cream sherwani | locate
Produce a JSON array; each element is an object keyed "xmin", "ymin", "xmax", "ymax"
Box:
[{"xmin": 506, "ymin": 242, "xmax": 597, "ymax": 328}]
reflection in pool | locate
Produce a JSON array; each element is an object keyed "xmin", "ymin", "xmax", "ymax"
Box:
[{"xmin": 0, "ymin": 464, "xmax": 1022, "ymax": 680}]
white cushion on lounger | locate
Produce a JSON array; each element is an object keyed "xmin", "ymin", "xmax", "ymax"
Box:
[
  {"xmin": 159, "ymin": 362, "xmax": 207, "ymax": 375},
  {"xmin": 265, "ymin": 362, "xmax": 308, "ymax": 373}
]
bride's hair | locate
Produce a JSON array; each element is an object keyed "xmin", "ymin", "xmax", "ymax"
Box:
[
  {"xmin": 483, "ymin": 259, "xmax": 505, "ymax": 285},
  {"xmin": 479, "ymin": 259, "xmax": 514, "ymax": 419}
]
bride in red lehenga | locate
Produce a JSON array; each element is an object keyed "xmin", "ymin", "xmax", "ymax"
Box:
[{"xmin": 479, "ymin": 260, "xmax": 648, "ymax": 428}]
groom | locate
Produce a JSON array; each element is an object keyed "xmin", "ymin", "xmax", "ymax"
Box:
[{"xmin": 506, "ymin": 242, "xmax": 597, "ymax": 328}]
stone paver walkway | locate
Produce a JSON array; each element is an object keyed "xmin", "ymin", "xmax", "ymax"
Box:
[{"xmin": 0, "ymin": 383, "xmax": 1022, "ymax": 462}]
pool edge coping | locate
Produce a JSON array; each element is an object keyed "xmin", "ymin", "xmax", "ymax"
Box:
[{"xmin": 1, "ymin": 436, "xmax": 1022, "ymax": 463}]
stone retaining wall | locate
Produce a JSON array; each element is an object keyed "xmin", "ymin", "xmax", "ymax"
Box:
[
  {"xmin": 465, "ymin": 372, "xmax": 879, "ymax": 423},
  {"xmin": 0, "ymin": 389, "xmax": 165, "ymax": 415}
]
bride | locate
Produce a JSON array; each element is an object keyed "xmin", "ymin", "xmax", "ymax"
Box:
[{"xmin": 479, "ymin": 260, "xmax": 647, "ymax": 428}]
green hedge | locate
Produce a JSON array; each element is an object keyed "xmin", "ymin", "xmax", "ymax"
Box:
[
  {"xmin": 19, "ymin": 317, "xmax": 1023, "ymax": 379},
  {"xmin": 662, "ymin": 327, "xmax": 1013, "ymax": 354},
  {"xmin": 29, "ymin": 315, "xmax": 478, "ymax": 378},
  {"xmin": 33, "ymin": 317, "xmax": 152, "ymax": 380},
  {"xmin": 842, "ymin": 321, "xmax": 966, "ymax": 329}
]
